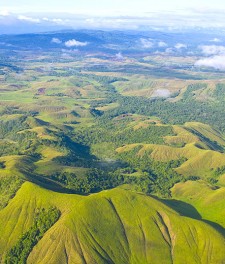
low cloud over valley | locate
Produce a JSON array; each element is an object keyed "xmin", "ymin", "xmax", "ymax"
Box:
[{"xmin": 64, "ymin": 39, "xmax": 88, "ymax": 47}]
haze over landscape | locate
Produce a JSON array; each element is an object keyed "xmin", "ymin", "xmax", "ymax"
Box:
[
  {"xmin": 2, "ymin": 0, "xmax": 225, "ymax": 32},
  {"xmin": 1, "ymin": 0, "xmax": 225, "ymax": 263}
]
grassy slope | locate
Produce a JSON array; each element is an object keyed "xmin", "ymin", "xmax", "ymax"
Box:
[
  {"xmin": 0, "ymin": 155, "xmax": 34, "ymax": 178},
  {"xmin": 171, "ymin": 180, "xmax": 225, "ymax": 230},
  {"xmin": 0, "ymin": 182, "xmax": 225, "ymax": 263},
  {"xmin": 117, "ymin": 122, "xmax": 225, "ymax": 179},
  {"xmin": 185, "ymin": 122, "xmax": 225, "ymax": 147},
  {"xmin": 117, "ymin": 142, "xmax": 225, "ymax": 178}
]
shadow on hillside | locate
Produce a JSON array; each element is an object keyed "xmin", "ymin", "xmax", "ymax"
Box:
[
  {"xmin": 202, "ymin": 220, "xmax": 225, "ymax": 237},
  {"xmin": 52, "ymin": 135, "xmax": 124, "ymax": 170},
  {"xmin": 159, "ymin": 199, "xmax": 202, "ymax": 219},
  {"xmin": 25, "ymin": 174, "xmax": 84, "ymax": 195},
  {"xmin": 160, "ymin": 198, "xmax": 225, "ymax": 237}
]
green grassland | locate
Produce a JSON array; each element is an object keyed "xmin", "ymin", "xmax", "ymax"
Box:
[
  {"xmin": 171, "ymin": 180, "xmax": 225, "ymax": 232},
  {"xmin": 1, "ymin": 182, "xmax": 225, "ymax": 264},
  {"xmin": 2, "ymin": 45, "xmax": 225, "ymax": 263}
]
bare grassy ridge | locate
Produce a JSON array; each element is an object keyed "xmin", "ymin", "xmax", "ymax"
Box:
[
  {"xmin": 0, "ymin": 182, "xmax": 225, "ymax": 264},
  {"xmin": 171, "ymin": 180, "xmax": 225, "ymax": 232},
  {"xmin": 117, "ymin": 121, "xmax": 225, "ymax": 180}
]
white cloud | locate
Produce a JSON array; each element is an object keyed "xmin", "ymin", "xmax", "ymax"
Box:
[
  {"xmin": 165, "ymin": 48, "xmax": 174, "ymax": 54},
  {"xmin": 65, "ymin": 39, "xmax": 88, "ymax": 47},
  {"xmin": 42, "ymin": 17, "xmax": 67, "ymax": 24},
  {"xmin": 85, "ymin": 18, "xmax": 95, "ymax": 24},
  {"xmin": 199, "ymin": 45, "xmax": 225, "ymax": 55},
  {"xmin": 115, "ymin": 52, "xmax": 124, "ymax": 60},
  {"xmin": 210, "ymin": 38, "xmax": 222, "ymax": 43},
  {"xmin": 18, "ymin": 15, "xmax": 40, "ymax": 23},
  {"xmin": 158, "ymin": 41, "xmax": 167, "ymax": 47},
  {"xmin": 152, "ymin": 89, "xmax": 171, "ymax": 98},
  {"xmin": 175, "ymin": 43, "xmax": 187, "ymax": 49},
  {"xmin": 195, "ymin": 55, "xmax": 225, "ymax": 70},
  {"xmin": 52, "ymin": 18, "xmax": 64, "ymax": 24},
  {"xmin": 51, "ymin": 38, "xmax": 62, "ymax": 44},
  {"xmin": 61, "ymin": 48, "xmax": 80, "ymax": 54},
  {"xmin": 140, "ymin": 38, "xmax": 153, "ymax": 48},
  {"xmin": 0, "ymin": 9, "xmax": 10, "ymax": 16}
]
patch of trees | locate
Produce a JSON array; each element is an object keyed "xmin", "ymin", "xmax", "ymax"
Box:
[
  {"xmin": 50, "ymin": 168, "xmax": 153, "ymax": 194},
  {"xmin": 117, "ymin": 148, "xmax": 184, "ymax": 197},
  {"xmin": 0, "ymin": 132, "xmax": 37, "ymax": 157},
  {"xmin": 0, "ymin": 116, "xmax": 28, "ymax": 139},
  {"xmin": 90, "ymin": 108, "xmax": 103, "ymax": 117},
  {"xmin": 98, "ymin": 94, "xmax": 225, "ymax": 132},
  {"xmin": 50, "ymin": 169, "xmax": 122, "ymax": 193},
  {"xmin": 0, "ymin": 176, "xmax": 23, "ymax": 209},
  {"xmin": 214, "ymin": 83, "xmax": 225, "ymax": 100},
  {"xmin": 0, "ymin": 117, "xmax": 38, "ymax": 157},
  {"xmin": 0, "ymin": 161, "xmax": 5, "ymax": 169},
  {"xmin": 214, "ymin": 165, "xmax": 225, "ymax": 176},
  {"xmin": 50, "ymin": 149, "xmax": 186, "ymax": 198},
  {"xmin": 1, "ymin": 108, "xmax": 38, "ymax": 117},
  {"xmin": 5, "ymin": 207, "xmax": 60, "ymax": 264},
  {"xmin": 182, "ymin": 83, "xmax": 207, "ymax": 100},
  {"xmin": 73, "ymin": 120, "xmax": 174, "ymax": 147}
]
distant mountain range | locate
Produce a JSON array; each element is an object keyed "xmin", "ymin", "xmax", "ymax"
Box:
[{"xmin": 0, "ymin": 29, "xmax": 224, "ymax": 57}]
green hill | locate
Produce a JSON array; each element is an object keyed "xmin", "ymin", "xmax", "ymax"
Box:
[
  {"xmin": 171, "ymin": 180, "xmax": 225, "ymax": 230},
  {"xmin": 0, "ymin": 182, "xmax": 225, "ymax": 264},
  {"xmin": 116, "ymin": 122, "xmax": 225, "ymax": 180}
]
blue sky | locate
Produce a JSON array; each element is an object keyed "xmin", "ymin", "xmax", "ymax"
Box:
[{"xmin": 2, "ymin": 0, "xmax": 225, "ymax": 14}]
